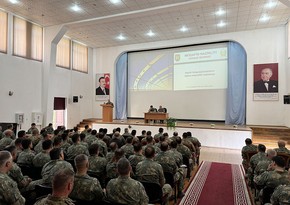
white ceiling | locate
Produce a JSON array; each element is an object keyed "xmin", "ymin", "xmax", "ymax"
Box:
[{"xmin": 1, "ymin": 0, "xmax": 290, "ymax": 48}]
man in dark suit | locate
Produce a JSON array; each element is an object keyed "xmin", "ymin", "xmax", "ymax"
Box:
[
  {"xmin": 254, "ymin": 68, "xmax": 278, "ymax": 93},
  {"xmin": 96, "ymin": 77, "xmax": 109, "ymax": 95}
]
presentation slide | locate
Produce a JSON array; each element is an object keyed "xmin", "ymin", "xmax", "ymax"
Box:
[{"xmin": 127, "ymin": 43, "xmax": 228, "ymax": 120}]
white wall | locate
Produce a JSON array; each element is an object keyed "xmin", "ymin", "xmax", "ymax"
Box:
[{"xmin": 94, "ymin": 27, "xmax": 289, "ymax": 126}]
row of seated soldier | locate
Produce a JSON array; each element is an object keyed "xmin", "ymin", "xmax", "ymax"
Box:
[
  {"xmin": 0, "ymin": 124, "xmax": 201, "ymax": 205},
  {"xmin": 241, "ymin": 138, "xmax": 290, "ymax": 205}
]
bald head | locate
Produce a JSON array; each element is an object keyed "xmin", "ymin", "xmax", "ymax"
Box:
[
  {"xmin": 277, "ymin": 140, "xmax": 286, "ymax": 148},
  {"xmin": 74, "ymin": 154, "xmax": 88, "ymax": 170},
  {"xmin": 266, "ymin": 149, "xmax": 277, "ymax": 159}
]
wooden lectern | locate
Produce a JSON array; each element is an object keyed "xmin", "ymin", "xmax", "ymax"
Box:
[{"xmin": 100, "ymin": 104, "xmax": 113, "ymax": 122}]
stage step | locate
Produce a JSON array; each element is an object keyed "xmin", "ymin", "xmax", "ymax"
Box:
[{"xmin": 251, "ymin": 126, "xmax": 290, "ymax": 149}]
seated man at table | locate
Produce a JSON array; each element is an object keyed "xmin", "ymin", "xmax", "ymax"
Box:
[{"xmin": 148, "ymin": 105, "xmax": 157, "ymax": 112}]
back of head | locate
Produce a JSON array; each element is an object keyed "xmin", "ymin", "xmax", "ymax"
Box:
[
  {"xmin": 258, "ymin": 144, "xmax": 266, "ymax": 152},
  {"xmin": 126, "ymin": 136, "xmax": 133, "ymax": 144},
  {"xmin": 117, "ymin": 158, "xmax": 131, "ymax": 176},
  {"xmin": 245, "ymin": 138, "xmax": 252, "ymax": 145},
  {"xmin": 141, "ymin": 130, "xmax": 146, "ymax": 135},
  {"xmin": 116, "ymin": 127, "xmax": 121, "ymax": 132},
  {"xmin": 4, "ymin": 146, "xmax": 16, "ymax": 157},
  {"xmin": 182, "ymin": 132, "xmax": 187, "ymax": 138},
  {"xmin": 144, "ymin": 146, "xmax": 155, "ymax": 158},
  {"xmin": 43, "ymin": 139, "xmax": 53, "ymax": 150},
  {"xmin": 277, "ymin": 140, "xmax": 286, "ymax": 148},
  {"xmin": 170, "ymin": 140, "xmax": 177, "ymax": 149},
  {"xmin": 15, "ymin": 138, "xmax": 23, "ymax": 146},
  {"xmin": 50, "ymin": 147, "xmax": 63, "ymax": 160},
  {"xmin": 266, "ymin": 149, "xmax": 277, "ymax": 159},
  {"xmin": 176, "ymin": 137, "xmax": 182, "ymax": 144},
  {"xmin": 0, "ymin": 150, "xmax": 12, "ymax": 168},
  {"xmin": 48, "ymin": 123, "xmax": 52, "ymax": 127},
  {"xmin": 146, "ymin": 135, "xmax": 153, "ymax": 143},
  {"xmin": 61, "ymin": 133, "xmax": 68, "ymax": 141},
  {"xmin": 187, "ymin": 132, "xmax": 192, "ymax": 137},
  {"xmin": 173, "ymin": 131, "xmax": 178, "ymax": 137},
  {"xmin": 74, "ymin": 154, "xmax": 88, "ymax": 170},
  {"xmin": 21, "ymin": 138, "xmax": 32, "ymax": 149},
  {"xmin": 52, "ymin": 168, "xmax": 74, "ymax": 193},
  {"xmin": 272, "ymin": 156, "xmax": 286, "ymax": 168},
  {"xmin": 17, "ymin": 130, "xmax": 26, "ymax": 138},
  {"xmin": 146, "ymin": 131, "xmax": 151, "ymax": 136},
  {"xmin": 109, "ymin": 142, "xmax": 118, "ymax": 151},
  {"xmin": 114, "ymin": 149, "xmax": 125, "ymax": 161},
  {"xmin": 133, "ymin": 142, "xmax": 142, "ymax": 152},
  {"xmin": 72, "ymin": 133, "xmax": 80, "ymax": 143},
  {"xmin": 131, "ymin": 130, "xmax": 136, "ymax": 136},
  {"xmin": 89, "ymin": 143, "xmax": 99, "ymax": 155},
  {"xmin": 32, "ymin": 129, "xmax": 39, "ymax": 135},
  {"xmin": 53, "ymin": 136, "xmax": 63, "ymax": 147},
  {"xmin": 159, "ymin": 135, "xmax": 166, "ymax": 142},
  {"xmin": 159, "ymin": 128, "xmax": 164, "ymax": 133},
  {"xmin": 80, "ymin": 133, "xmax": 86, "ymax": 141},
  {"xmin": 160, "ymin": 142, "xmax": 168, "ymax": 151},
  {"xmin": 84, "ymin": 125, "xmax": 89, "ymax": 130},
  {"xmin": 91, "ymin": 129, "xmax": 97, "ymax": 135}
]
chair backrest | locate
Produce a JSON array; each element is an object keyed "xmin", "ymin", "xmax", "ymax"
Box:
[
  {"xmin": 262, "ymin": 186, "xmax": 275, "ymax": 204},
  {"xmin": 17, "ymin": 163, "xmax": 36, "ymax": 179},
  {"xmin": 35, "ymin": 184, "xmax": 52, "ymax": 199},
  {"xmin": 73, "ymin": 198, "xmax": 96, "ymax": 205},
  {"xmin": 87, "ymin": 170, "xmax": 106, "ymax": 189},
  {"xmin": 101, "ymin": 199, "xmax": 127, "ymax": 205},
  {"xmin": 163, "ymin": 108, "xmax": 167, "ymax": 113},
  {"xmin": 163, "ymin": 171, "xmax": 175, "ymax": 187},
  {"xmin": 140, "ymin": 181, "xmax": 162, "ymax": 203},
  {"xmin": 246, "ymin": 151, "xmax": 258, "ymax": 161}
]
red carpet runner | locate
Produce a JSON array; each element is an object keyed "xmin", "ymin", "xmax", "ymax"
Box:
[{"xmin": 179, "ymin": 161, "xmax": 252, "ymax": 205}]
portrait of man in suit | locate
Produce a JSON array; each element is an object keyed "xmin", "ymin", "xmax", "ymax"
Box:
[
  {"xmin": 254, "ymin": 67, "xmax": 278, "ymax": 93},
  {"xmin": 96, "ymin": 76, "xmax": 110, "ymax": 95}
]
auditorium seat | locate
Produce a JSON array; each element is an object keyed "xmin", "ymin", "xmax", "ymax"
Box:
[
  {"xmin": 163, "ymin": 171, "xmax": 178, "ymax": 202},
  {"xmin": 87, "ymin": 170, "xmax": 106, "ymax": 189},
  {"xmin": 140, "ymin": 181, "xmax": 167, "ymax": 205}
]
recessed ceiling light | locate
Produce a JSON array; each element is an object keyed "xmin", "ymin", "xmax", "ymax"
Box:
[
  {"xmin": 116, "ymin": 34, "xmax": 126, "ymax": 40},
  {"xmin": 265, "ymin": 0, "xmax": 277, "ymax": 8},
  {"xmin": 217, "ymin": 21, "xmax": 226, "ymax": 27},
  {"xmin": 109, "ymin": 0, "xmax": 121, "ymax": 4},
  {"xmin": 71, "ymin": 4, "xmax": 82, "ymax": 12},
  {"xmin": 260, "ymin": 14, "xmax": 270, "ymax": 22},
  {"xmin": 216, "ymin": 8, "xmax": 225, "ymax": 16},
  {"xmin": 180, "ymin": 26, "xmax": 189, "ymax": 32},
  {"xmin": 9, "ymin": 0, "xmax": 19, "ymax": 4},
  {"xmin": 146, "ymin": 30, "xmax": 155, "ymax": 37}
]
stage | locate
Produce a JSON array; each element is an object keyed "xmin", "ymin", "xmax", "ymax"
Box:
[{"xmin": 88, "ymin": 119, "xmax": 252, "ymax": 150}]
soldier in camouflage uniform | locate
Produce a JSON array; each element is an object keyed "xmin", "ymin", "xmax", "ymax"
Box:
[
  {"xmin": 88, "ymin": 144, "xmax": 107, "ymax": 176},
  {"xmin": 254, "ymin": 156, "xmax": 290, "ymax": 203},
  {"xmin": 33, "ymin": 140, "xmax": 52, "ymax": 168},
  {"xmin": 121, "ymin": 136, "xmax": 134, "ymax": 158},
  {"xmin": 128, "ymin": 142, "xmax": 145, "ymax": 172},
  {"xmin": 106, "ymin": 158, "xmax": 149, "ymax": 205},
  {"xmin": 41, "ymin": 148, "xmax": 74, "ymax": 186},
  {"xmin": 270, "ymin": 169, "xmax": 290, "ymax": 205},
  {"xmin": 169, "ymin": 140, "xmax": 183, "ymax": 167},
  {"xmin": 17, "ymin": 138, "xmax": 35, "ymax": 165},
  {"xmin": 60, "ymin": 133, "xmax": 71, "ymax": 155},
  {"xmin": 0, "ymin": 129, "xmax": 13, "ymax": 150},
  {"xmin": 66, "ymin": 133, "xmax": 89, "ymax": 160},
  {"xmin": 44, "ymin": 123, "xmax": 54, "ymax": 134},
  {"xmin": 241, "ymin": 138, "xmax": 258, "ymax": 171},
  {"xmin": 27, "ymin": 123, "xmax": 39, "ymax": 135},
  {"xmin": 0, "ymin": 150, "xmax": 26, "ymax": 205},
  {"xmin": 142, "ymin": 135, "xmax": 161, "ymax": 154},
  {"xmin": 28, "ymin": 129, "xmax": 41, "ymax": 148},
  {"xmin": 106, "ymin": 149, "xmax": 125, "ymax": 179},
  {"xmin": 254, "ymin": 149, "xmax": 276, "ymax": 177},
  {"xmin": 155, "ymin": 142, "xmax": 184, "ymax": 198},
  {"xmin": 154, "ymin": 128, "xmax": 164, "ymax": 142},
  {"xmin": 92, "ymin": 134, "xmax": 108, "ymax": 157},
  {"xmin": 80, "ymin": 125, "xmax": 90, "ymax": 136},
  {"xmin": 34, "ymin": 132, "xmax": 52, "ymax": 154},
  {"xmin": 136, "ymin": 145, "xmax": 172, "ymax": 205},
  {"xmin": 85, "ymin": 129, "xmax": 98, "ymax": 146},
  {"xmin": 35, "ymin": 168, "xmax": 75, "ymax": 205},
  {"xmin": 69, "ymin": 154, "xmax": 104, "ymax": 203},
  {"xmin": 274, "ymin": 140, "xmax": 290, "ymax": 154},
  {"xmin": 106, "ymin": 142, "xmax": 118, "ymax": 162}
]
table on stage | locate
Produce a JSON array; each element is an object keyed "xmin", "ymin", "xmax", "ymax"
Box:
[{"xmin": 144, "ymin": 112, "xmax": 169, "ymax": 123}]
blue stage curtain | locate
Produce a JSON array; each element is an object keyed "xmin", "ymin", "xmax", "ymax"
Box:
[
  {"xmin": 225, "ymin": 42, "xmax": 247, "ymax": 125},
  {"xmin": 115, "ymin": 53, "xmax": 128, "ymax": 119}
]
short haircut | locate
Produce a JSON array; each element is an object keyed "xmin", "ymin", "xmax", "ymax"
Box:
[
  {"xmin": 245, "ymin": 138, "xmax": 252, "ymax": 145},
  {"xmin": 170, "ymin": 140, "xmax": 177, "ymax": 149},
  {"xmin": 74, "ymin": 154, "xmax": 88, "ymax": 168},
  {"xmin": 146, "ymin": 131, "xmax": 152, "ymax": 136},
  {"xmin": 52, "ymin": 168, "xmax": 74, "ymax": 192},
  {"xmin": 0, "ymin": 151, "xmax": 12, "ymax": 167},
  {"xmin": 21, "ymin": 138, "xmax": 32, "ymax": 149},
  {"xmin": 173, "ymin": 132, "xmax": 178, "ymax": 137},
  {"xmin": 91, "ymin": 130, "xmax": 97, "ymax": 135},
  {"xmin": 133, "ymin": 142, "xmax": 142, "ymax": 152},
  {"xmin": 159, "ymin": 128, "xmax": 164, "ymax": 133},
  {"xmin": 141, "ymin": 130, "xmax": 146, "ymax": 135},
  {"xmin": 84, "ymin": 125, "xmax": 89, "ymax": 129},
  {"xmin": 53, "ymin": 129, "xmax": 60, "ymax": 136},
  {"xmin": 17, "ymin": 130, "xmax": 26, "ymax": 138},
  {"xmin": 163, "ymin": 133, "xmax": 169, "ymax": 137},
  {"xmin": 72, "ymin": 133, "xmax": 80, "ymax": 143},
  {"xmin": 126, "ymin": 136, "xmax": 133, "ymax": 144},
  {"xmin": 48, "ymin": 123, "xmax": 53, "ymax": 126},
  {"xmin": 109, "ymin": 142, "xmax": 118, "ymax": 151},
  {"xmin": 131, "ymin": 130, "xmax": 136, "ymax": 136},
  {"xmin": 117, "ymin": 158, "xmax": 131, "ymax": 175},
  {"xmin": 73, "ymin": 127, "xmax": 78, "ymax": 132},
  {"xmin": 80, "ymin": 133, "xmax": 86, "ymax": 141},
  {"xmin": 89, "ymin": 143, "xmax": 99, "ymax": 155},
  {"xmin": 272, "ymin": 156, "xmax": 286, "ymax": 168},
  {"xmin": 187, "ymin": 132, "xmax": 192, "ymax": 137},
  {"xmin": 32, "ymin": 129, "xmax": 39, "ymax": 135},
  {"xmin": 266, "ymin": 149, "xmax": 277, "ymax": 158},
  {"xmin": 144, "ymin": 146, "xmax": 155, "ymax": 158},
  {"xmin": 99, "ymin": 77, "xmax": 105, "ymax": 82},
  {"xmin": 50, "ymin": 148, "xmax": 63, "ymax": 160},
  {"xmin": 4, "ymin": 145, "xmax": 16, "ymax": 154},
  {"xmin": 15, "ymin": 138, "xmax": 23, "ymax": 146},
  {"xmin": 277, "ymin": 140, "xmax": 286, "ymax": 148},
  {"xmin": 31, "ymin": 123, "xmax": 36, "ymax": 126},
  {"xmin": 159, "ymin": 135, "xmax": 166, "ymax": 142},
  {"xmin": 258, "ymin": 144, "xmax": 266, "ymax": 152},
  {"xmin": 146, "ymin": 135, "xmax": 153, "ymax": 143},
  {"xmin": 114, "ymin": 149, "xmax": 125, "ymax": 161},
  {"xmin": 43, "ymin": 140, "xmax": 53, "ymax": 150},
  {"xmin": 98, "ymin": 132, "xmax": 104, "ymax": 139},
  {"xmin": 176, "ymin": 137, "xmax": 182, "ymax": 144},
  {"xmin": 53, "ymin": 136, "xmax": 63, "ymax": 147},
  {"xmin": 116, "ymin": 127, "xmax": 121, "ymax": 132},
  {"xmin": 160, "ymin": 142, "xmax": 168, "ymax": 151}
]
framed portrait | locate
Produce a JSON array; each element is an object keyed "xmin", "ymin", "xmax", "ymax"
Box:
[
  {"xmin": 253, "ymin": 63, "xmax": 278, "ymax": 101},
  {"xmin": 96, "ymin": 73, "xmax": 110, "ymax": 101}
]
